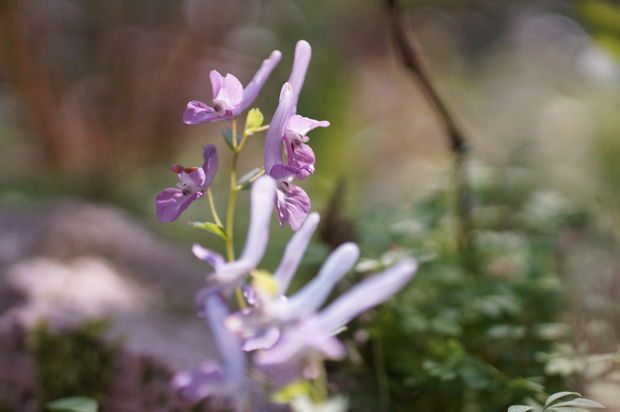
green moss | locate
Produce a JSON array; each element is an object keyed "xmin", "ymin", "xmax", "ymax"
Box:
[
  {"xmin": 0, "ymin": 400, "xmax": 18, "ymax": 412},
  {"xmin": 26, "ymin": 319, "xmax": 118, "ymax": 407}
]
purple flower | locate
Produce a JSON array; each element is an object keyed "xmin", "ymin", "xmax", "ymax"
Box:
[
  {"xmin": 283, "ymin": 41, "xmax": 330, "ymax": 180},
  {"xmin": 173, "ymin": 293, "xmax": 246, "ymax": 408},
  {"xmin": 184, "ymin": 50, "xmax": 282, "ymax": 124},
  {"xmin": 226, "ymin": 214, "xmax": 360, "ymax": 350},
  {"xmin": 264, "ymin": 83, "xmax": 312, "ymax": 231},
  {"xmin": 254, "ymin": 258, "xmax": 418, "ymax": 386},
  {"xmin": 285, "ymin": 115, "xmax": 329, "ymax": 180},
  {"xmin": 156, "ymin": 145, "xmax": 218, "ymax": 222},
  {"xmin": 192, "ymin": 176, "xmax": 275, "ymax": 289}
]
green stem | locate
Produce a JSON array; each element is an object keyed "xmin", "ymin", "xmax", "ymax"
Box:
[
  {"xmin": 225, "ymin": 156, "xmax": 238, "ymax": 259},
  {"xmin": 310, "ymin": 360, "xmax": 329, "ymax": 404},
  {"xmin": 234, "ymin": 169, "xmax": 265, "ymax": 191},
  {"xmin": 373, "ymin": 334, "xmax": 390, "ymax": 412},
  {"xmin": 224, "ymin": 118, "xmax": 246, "ymax": 310},
  {"xmin": 207, "ymin": 187, "xmax": 223, "ymax": 228}
]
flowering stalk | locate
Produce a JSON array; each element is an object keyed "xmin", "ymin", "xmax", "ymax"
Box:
[{"xmin": 225, "ymin": 118, "xmax": 239, "ymax": 262}]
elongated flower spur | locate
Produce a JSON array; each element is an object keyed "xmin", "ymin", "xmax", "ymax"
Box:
[
  {"xmin": 284, "ymin": 41, "xmax": 329, "ymax": 180},
  {"xmin": 156, "ymin": 145, "xmax": 218, "ymax": 222},
  {"xmin": 184, "ymin": 50, "xmax": 282, "ymax": 124},
  {"xmin": 254, "ymin": 258, "xmax": 418, "ymax": 387},
  {"xmin": 192, "ymin": 176, "xmax": 275, "ymax": 290},
  {"xmin": 264, "ymin": 84, "xmax": 312, "ymax": 231}
]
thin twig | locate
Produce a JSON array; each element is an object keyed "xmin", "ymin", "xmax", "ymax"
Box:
[{"xmin": 385, "ymin": 0, "xmax": 473, "ymax": 255}]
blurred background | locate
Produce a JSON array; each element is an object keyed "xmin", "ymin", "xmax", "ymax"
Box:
[{"xmin": 2, "ymin": 0, "xmax": 620, "ymax": 411}]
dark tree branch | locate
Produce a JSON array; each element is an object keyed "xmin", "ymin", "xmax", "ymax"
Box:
[{"xmin": 385, "ymin": 0, "xmax": 473, "ymax": 256}]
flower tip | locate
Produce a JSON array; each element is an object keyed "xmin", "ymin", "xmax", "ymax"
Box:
[
  {"xmin": 338, "ymin": 242, "xmax": 361, "ymax": 262},
  {"xmin": 399, "ymin": 257, "xmax": 419, "ymax": 274},
  {"xmin": 306, "ymin": 212, "xmax": 321, "ymax": 226},
  {"xmin": 269, "ymin": 50, "xmax": 283, "ymax": 61},
  {"xmin": 296, "ymin": 40, "xmax": 312, "ymax": 53}
]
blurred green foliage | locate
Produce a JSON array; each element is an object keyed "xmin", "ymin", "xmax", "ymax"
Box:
[
  {"xmin": 577, "ymin": 0, "xmax": 620, "ymax": 58},
  {"xmin": 27, "ymin": 320, "xmax": 117, "ymax": 407},
  {"xmin": 335, "ymin": 165, "xmax": 587, "ymax": 411}
]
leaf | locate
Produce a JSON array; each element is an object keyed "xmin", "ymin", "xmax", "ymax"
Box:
[
  {"xmin": 508, "ymin": 406, "xmax": 535, "ymax": 412},
  {"xmin": 191, "ymin": 222, "xmax": 227, "ymax": 240},
  {"xmin": 237, "ymin": 168, "xmax": 263, "ymax": 190},
  {"xmin": 552, "ymin": 399, "xmax": 605, "ymax": 409},
  {"xmin": 244, "ymin": 108, "xmax": 264, "ymax": 134},
  {"xmin": 577, "ymin": 0, "xmax": 620, "ymax": 58},
  {"xmin": 545, "ymin": 392, "xmax": 582, "ymax": 407},
  {"xmin": 46, "ymin": 397, "xmax": 98, "ymax": 412},
  {"xmin": 547, "ymin": 408, "xmax": 591, "ymax": 412},
  {"xmin": 221, "ymin": 128, "xmax": 242, "ymax": 151}
]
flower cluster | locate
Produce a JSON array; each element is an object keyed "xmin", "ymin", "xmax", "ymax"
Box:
[
  {"xmin": 155, "ymin": 40, "xmax": 417, "ymax": 411},
  {"xmin": 178, "ymin": 177, "xmax": 418, "ymax": 410},
  {"xmin": 156, "ymin": 41, "xmax": 328, "ymax": 230}
]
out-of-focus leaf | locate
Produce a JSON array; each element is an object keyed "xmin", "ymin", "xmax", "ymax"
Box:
[
  {"xmin": 191, "ymin": 221, "xmax": 227, "ymax": 240},
  {"xmin": 545, "ymin": 392, "xmax": 582, "ymax": 407},
  {"xmin": 237, "ymin": 168, "xmax": 263, "ymax": 190},
  {"xmin": 508, "ymin": 406, "xmax": 534, "ymax": 412},
  {"xmin": 547, "ymin": 408, "xmax": 591, "ymax": 412},
  {"xmin": 271, "ymin": 380, "xmax": 311, "ymax": 404},
  {"xmin": 577, "ymin": 0, "xmax": 620, "ymax": 58},
  {"xmin": 552, "ymin": 399, "xmax": 605, "ymax": 409},
  {"xmin": 244, "ymin": 108, "xmax": 264, "ymax": 134},
  {"xmin": 46, "ymin": 397, "xmax": 98, "ymax": 412},
  {"xmin": 221, "ymin": 128, "xmax": 242, "ymax": 151}
]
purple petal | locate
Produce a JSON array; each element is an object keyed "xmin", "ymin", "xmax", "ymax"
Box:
[
  {"xmin": 242, "ymin": 285, "xmax": 258, "ymax": 306},
  {"xmin": 156, "ymin": 189, "xmax": 202, "ymax": 222},
  {"xmin": 283, "ymin": 242, "xmax": 360, "ymax": 320},
  {"xmin": 317, "ymin": 258, "xmax": 418, "ymax": 333},
  {"xmin": 269, "ymin": 163, "xmax": 299, "ymax": 181},
  {"xmin": 292, "ymin": 144, "xmax": 315, "ymax": 180},
  {"xmin": 210, "ymin": 70, "xmax": 225, "ymax": 99},
  {"xmin": 183, "ymin": 100, "xmax": 228, "ymax": 124},
  {"xmin": 204, "ymin": 294, "xmax": 245, "ymax": 379},
  {"xmin": 201, "ymin": 144, "xmax": 218, "ymax": 187},
  {"xmin": 254, "ymin": 317, "xmax": 346, "ymax": 368},
  {"xmin": 234, "ymin": 50, "xmax": 283, "ymax": 115},
  {"xmin": 264, "ymin": 83, "xmax": 294, "ymax": 176},
  {"xmin": 173, "ymin": 360, "xmax": 225, "ymax": 402},
  {"xmin": 273, "ymin": 213, "xmax": 321, "ymax": 295},
  {"xmin": 275, "ymin": 184, "xmax": 311, "ymax": 231},
  {"xmin": 242, "ymin": 327, "xmax": 281, "ymax": 352},
  {"xmin": 286, "ymin": 115, "xmax": 330, "ymax": 137},
  {"xmin": 214, "ymin": 73, "xmax": 244, "ymax": 108},
  {"xmin": 232, "ymin": 176, "xmax": 275, "ymax": 274},
  {"xmin": 185, "ymin": 167, "xmax": 207, "ymax": 188},
  {"xmin": 287, "ymin": 40, "xmax": 312, "ymax": 114},
  {"xmin": 175, "ymin": 294, "xmax": 246, "ymax": 405},
  {"xmin": 192, "ymin": 243, "xmax": 226, "ymax": 270}
]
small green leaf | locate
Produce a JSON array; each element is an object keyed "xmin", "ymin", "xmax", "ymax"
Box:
[
  {"xmin": 552, "ymin": 399, "xmax": 605, "ymax": 409},
  {"xmin": 244, "ymin": 108, "xmax": 264, "ymax": 134},
  {"xmin": 46, "ymin": 397, "xmax": 98, "ymax": 412},
  {"xmin": 508, "ymin": 405, "xmax": 535, "ymax": 412},
  {"xmin": 191, "ymin": 222, "xmax": 227, "ymax": 240},
  {"xmin": 546, "ymin": 392, "xmax": 582, "ymax": 407},
  {"xmin": 221, "ymin": 128, "xmax": 242, "ymax": 151},
  {"xmin": 237, "ymin": 168, "xmax": 263, "ymax": 190}
]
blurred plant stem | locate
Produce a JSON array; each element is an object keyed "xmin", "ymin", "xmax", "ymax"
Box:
[{"xmin": 385, "ymin": 0, "xmax": 474, "ymax": 263}]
